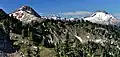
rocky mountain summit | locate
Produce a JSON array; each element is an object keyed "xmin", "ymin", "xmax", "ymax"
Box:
[{"xmin": 9, "ymin": 6, "xmax": 41, "ymax": 23}]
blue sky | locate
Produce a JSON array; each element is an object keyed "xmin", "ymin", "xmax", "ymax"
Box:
[{"xmin": 0, "ymin": 0, "xmax": 120, "ymax": 18}]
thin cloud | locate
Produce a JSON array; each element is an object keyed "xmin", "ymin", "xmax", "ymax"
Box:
[
  {"xmin": 114, "ymin": 13, "xmax": 120, "ymax": 16},
  {"xmin": 39, "ymin": 13, "xmax": 43, "ymax": 15},
  {"xmin": 113, "ymin": 13, "xmax": 120, "ymax": 19},
  {"xmin": 38, "ymin": 13, "xmax": 44, "ymax": 16},
  {"xmin": 59, "ymin": 11, "xmax": 93, "ymax": 16}
]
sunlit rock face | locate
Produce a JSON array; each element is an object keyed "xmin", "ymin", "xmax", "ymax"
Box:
[{"xmin": 9, "ymin": 6, "xmax": 41, "ymax": 23}]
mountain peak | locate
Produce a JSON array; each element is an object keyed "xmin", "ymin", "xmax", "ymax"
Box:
[
  {"xmin": 11, "ymin": 5, "xmax": 41, "ymax": 17},
  {"xmin": 0, "ymin": 9, "xmax": 3, "ymax": 11},
  {"xmin": 9, "ymin": 6, "xmax": 41, "ymax": 23},
  {"xmin": 84, "ymin": 11, "xmax": 118, "ymax": 25},
  {"xmin": 17, "ymin": 6, "xmax": 32, "ymax": 12},
  {"xmin": 96, "ymin": 10, "xmax": 108, "ymax": 14},
  {"xmin": 0, "ymin": 9, "xmax": 6, "ymax": 13},
  {"xmin": 0, "ymin": 9, "xmax": 7, "ymax": 19}
]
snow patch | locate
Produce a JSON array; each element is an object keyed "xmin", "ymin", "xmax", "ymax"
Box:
[
  {"xmin": 74, "ymin": 35, "xmax": 83, "ymax": 43},
  {"xmin": 87, "ymin": 36, "xmax": 89, "ymax": 38}
]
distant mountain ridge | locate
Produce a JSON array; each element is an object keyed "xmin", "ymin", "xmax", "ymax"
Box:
[{"xmin": 0, "ymin": 6, "xmax": 119, "ymax": 26}]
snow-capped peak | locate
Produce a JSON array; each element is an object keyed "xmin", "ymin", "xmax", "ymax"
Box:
[
  {"xmin": 18, "ymin": 6, "xmax": 32, "ymax": 11},
  {"xmin": 96, "ymin": 10, "xmax": 109, "ymax": 14},
  {"xmin": 13, "ymin": 5, "xmax": 40, "ymax": 17},
  {"xmin": 9, "ymin": 6, "xmax": 41, "ymax": 23},
  {"xmin": 84, "ymin": 10, "xmax": 118, "ymax": 25}
]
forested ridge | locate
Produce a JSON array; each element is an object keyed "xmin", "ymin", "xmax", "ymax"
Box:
[{"xmin": 0, "ymin": 16, "xmax": 120, "ymax": 57}]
